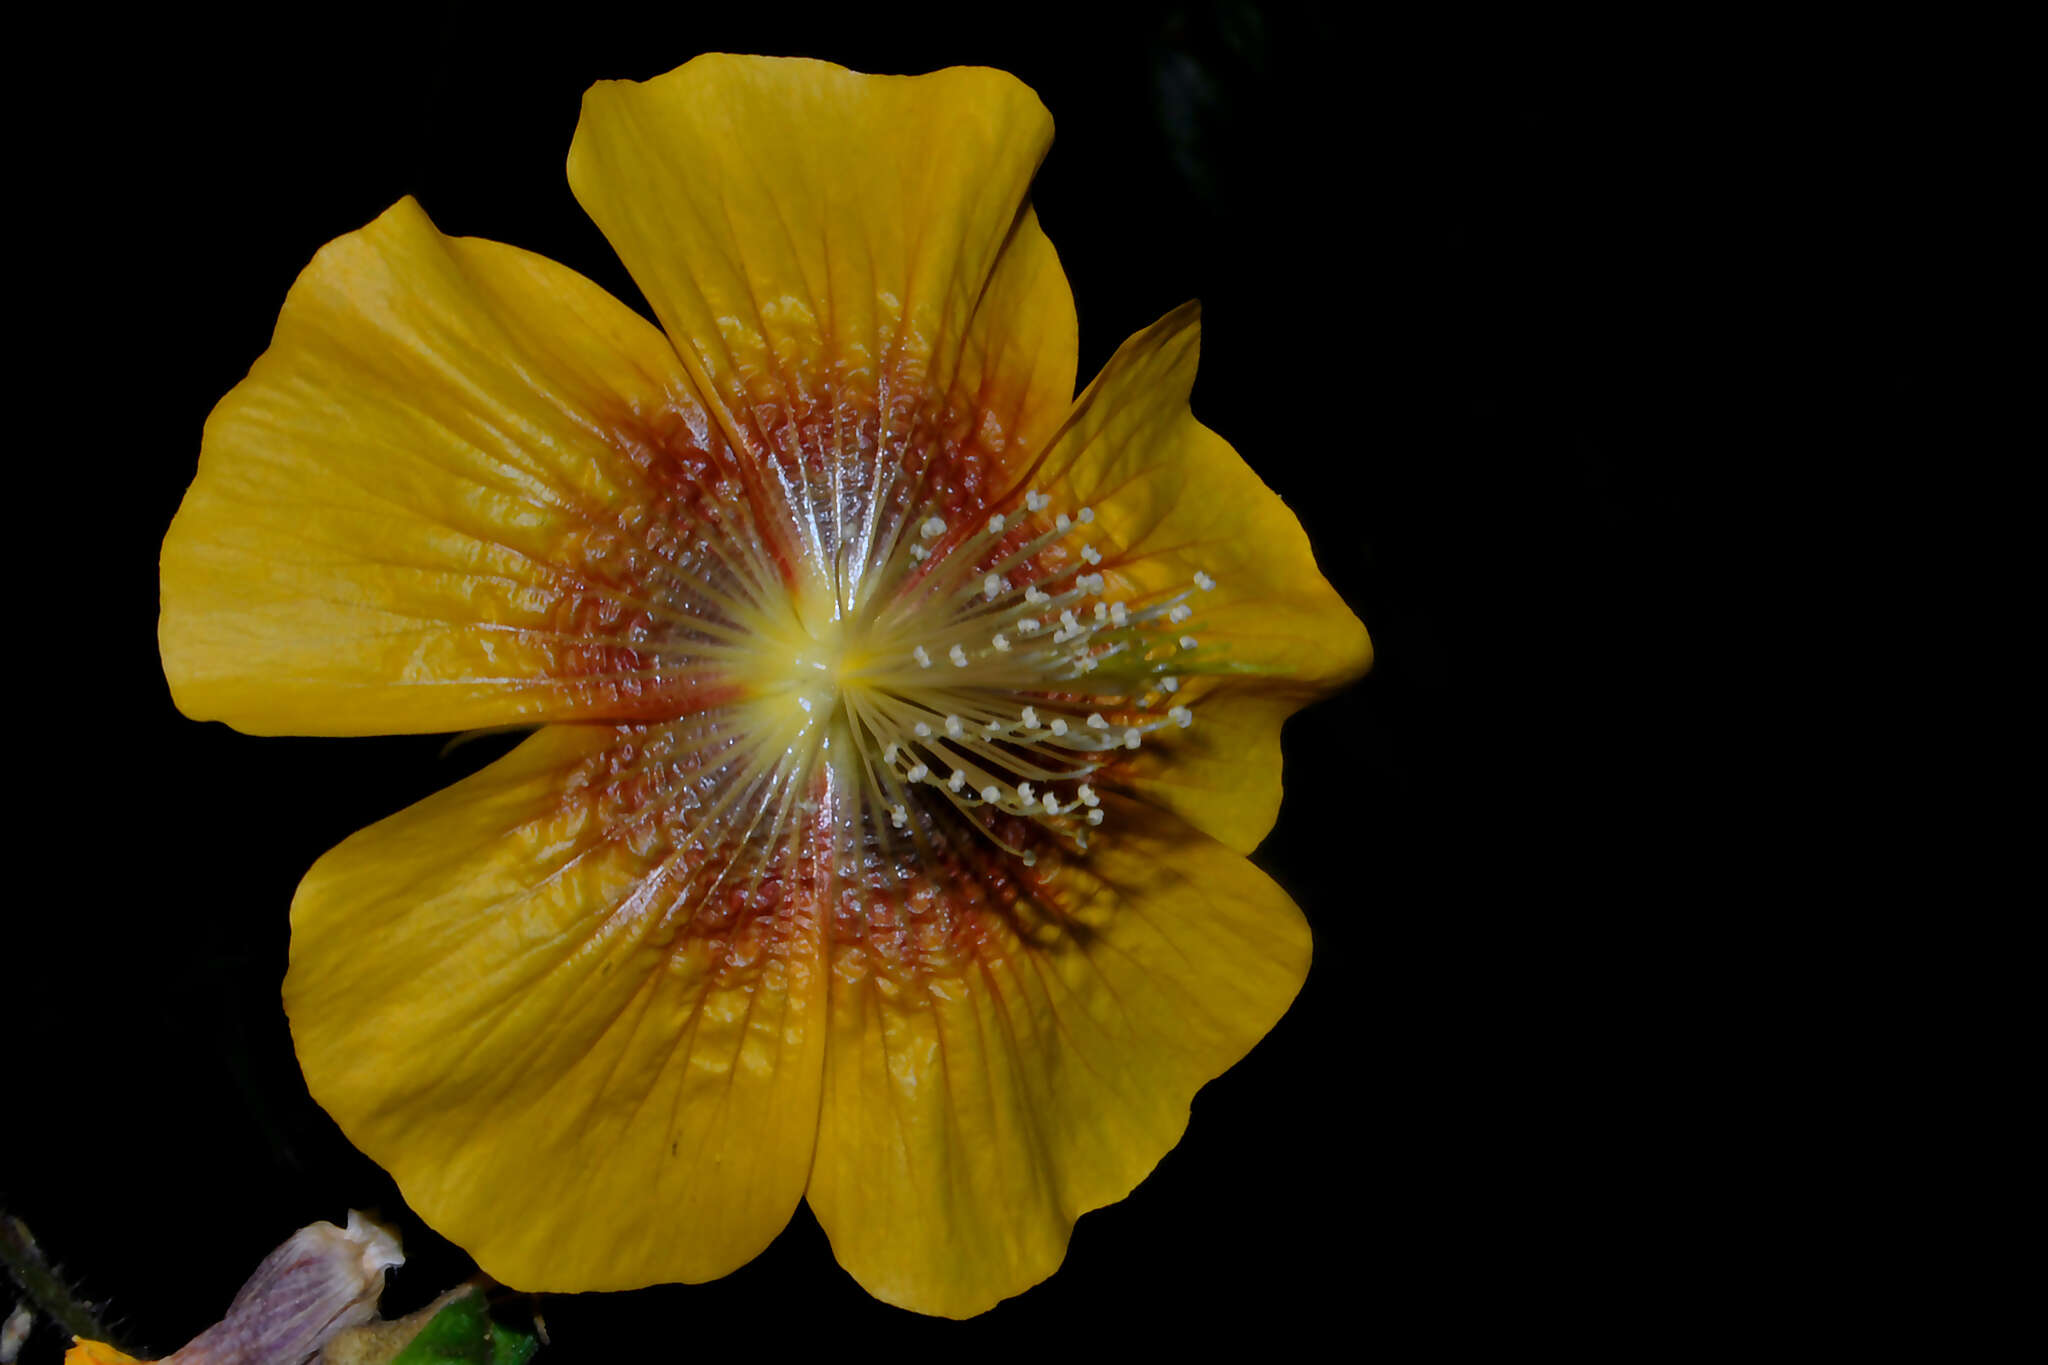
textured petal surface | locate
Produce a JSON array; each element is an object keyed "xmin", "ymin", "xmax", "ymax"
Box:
[
  {"xmin": 1029, "ymin": 303, "xmax": 1370, "ymax": 686},
  {"xmin": 1020, "ymin": 304, "xmax": 1372, "ymax": 848},
  {"xmin": 162, "ymin": 198, "xmax": 757, "ymax": 736},
  {"xmin": 568, "ymin": 55, "xmax": 1077, "ymax": 623},
  {"xmin": 1109, "ymin": 683, "xmax": 1304, "ymax": 855},
  {"xmin": 286, "ymin": 723, "xmax": 830, "ymax": 1291},
  {"xmin": 804, "ymin": 795, "xmax": 1311, "ymax": 1317}
]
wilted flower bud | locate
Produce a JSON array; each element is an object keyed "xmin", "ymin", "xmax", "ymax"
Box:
[
  {"xmin": 162, "ymin": 1211, "xmax": 402, "ymax": 1365},
  {"xmin": 68, "ymin": 1212, "xmax": 402, "ymax": 1365}
]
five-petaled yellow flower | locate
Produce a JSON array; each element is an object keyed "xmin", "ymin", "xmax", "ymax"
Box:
[{"xmin": 159, "ymin": 54, "xmax": 1370, "ymax": 1317}]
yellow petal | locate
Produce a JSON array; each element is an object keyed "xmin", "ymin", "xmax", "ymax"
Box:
[
  {"xmin": 285, "ymin": 722, "xmax": 829, "ymax": 1290},
  {"xmin": 1020, "ymin": 303, "xmax": 1370, "ymax": 849},
  {"xmin": 162, "ymin": 197, "xmax": 753, "ymax": 737},
  {"xmin": 66, "ymin": 1343, "xmax": 145, "ymax": 1365},
  {"xmin": 805, "ymin": 796, "xmax": 1311, "ymax": 1317},
  {"xmin": 1109, "ymin": 682, "xmax": 1302, "ymax": 854},
  {"xmin": 568, "ymin": 55, "xmax": 1076, "ymax": 611},
  {"xmin": 1031, "ymin": 302, "xmax": 1370, "ymax": 689},
  {"xmin": 947, "ymin": 203, "xmax": 1078, "ymax": 478}
]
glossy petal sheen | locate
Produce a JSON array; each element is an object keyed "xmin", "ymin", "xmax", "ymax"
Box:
[
  {"xmin": 162, "ymin": 198, "xmax": 739, "ymax": 736},
  {"xmin": 568, "ymin": 55, "xmax": 1077, "ymax": 589},
  {"xmin": 285, "ymin": 725, "xmax": 829, "ymax": 1290},
  {"xmin": 1027, "ymin": 304, "xmax": 1371, "ymax": 849},
  {"xmin": 805, "ymin": 796, "xmax": 1311, "ymax": 1317}
]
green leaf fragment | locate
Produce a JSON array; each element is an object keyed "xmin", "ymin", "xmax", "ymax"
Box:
[{"xmin": 389, "ymin": 1291, "xmax": 538, "ymax": 1365}]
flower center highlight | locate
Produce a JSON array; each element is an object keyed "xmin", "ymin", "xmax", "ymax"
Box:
[{"xmin": 728, "ymin": 489, "xmax": 1216, "ymax": 864}]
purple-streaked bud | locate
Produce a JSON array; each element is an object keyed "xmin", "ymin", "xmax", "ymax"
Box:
[{"xmin": 161, "ymin": 1212, "xmax": 401, "ymax": 1365}]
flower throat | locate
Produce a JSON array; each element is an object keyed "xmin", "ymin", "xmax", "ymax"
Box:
[{"xmin": 694, "ymin": 483, "xmax": 1218, "ymax": 867}]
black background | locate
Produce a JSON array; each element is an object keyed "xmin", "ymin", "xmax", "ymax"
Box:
[{"xmin": 11, "ymin": 2, "xmax": 1716, "ymax": 1356}]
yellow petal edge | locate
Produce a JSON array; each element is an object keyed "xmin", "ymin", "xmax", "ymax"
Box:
[
  {"xmin": 1034, "ymin": 304, "xmax": 1372, "ymax": 851},
  {"xmin": 806, "ymin": 796, "xmax": 1313, "ymax": 1316}
]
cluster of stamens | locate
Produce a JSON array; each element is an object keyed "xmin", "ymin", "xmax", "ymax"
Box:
[{"xmin": 832, "ymin": 488, "xmax": 1217, "ymax": 860}]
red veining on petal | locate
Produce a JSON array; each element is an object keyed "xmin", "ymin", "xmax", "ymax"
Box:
[
  {"xmin": 526, "ymin": 403, "xmax": 780, "ymax": 721},
  {"xmin": 535, "ymin": 719, "xmax": 1104, "ymax": 998},
  {"xmin": 719, "ymin": 351, "xmax": 1028, "ymax": 602},
  {"xmin": 548, "ymin": 719, "xmax": 829, "ymax": 988},
  {"xmin": 826, "ymin": 820, "xmax": 1050, "ymax": 985},
  {"xmin": 506, "ymin": 345, "xmax": 1220, "ymax": 991}
]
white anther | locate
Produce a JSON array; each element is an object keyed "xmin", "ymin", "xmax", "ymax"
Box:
[
  {"xmin": 1110, "ymin": 601, "xmax": 1129, "ymax": 627},
  {"xmin": 1060, "ymin": 612, "xmax": 1080, "ymax": 636},
  {"xmin": 987, "ymin": 513, "xmax": 1007, "ymax": 535},
  {"xmin": 1026, "ymin": 489, "xmax": 1049, "ymax": 512},
  {"xmin": 949, "ymin": 769, "xmax": 967, "ymax": 792},
  {"xmin": 1022, "ymin": 705, "xmax": 1039, "ymax": 728},
  {"xmin": 1086, "ymin": 713, "xmax": 1109, "ymax": 730},
  {"xmin": 883, "ymin": 742, "xmax": 899, "ymax": 764},
  {"xmin": 949, "ymin": 643, "xmax": 969, "ymax": 667},
  {"xmin": 1022, "ymin": 850, "xmax": 1038, "ymax": 867},
  {"xmin": 909, "ymin": 544, "xmax": 929, "ymax": 561},
  {"xmin": 1042, "ymin": 793, "xmax": 1061, "ymax": 815},
  {"xmin": 1056, "ymin": 513, "xmax": 1071, "ymax": 532},
  {"xmin": 945, "ymin": 714, "xmax": 964, "ymax": 737},
  {"xmin": 981, "ymin": 785, "xmax": 1001, "ymax": 803},
  {"xmin": 1081, "ymin": 543, "xmax": 1102, "ymax": 565},
  {"xmin": 1078, "ymin": 507, "xmax": 1095, "ymax": 523},
  {"xmin": 1051, "ymin": 718, "xmax": 1069, "ymax": 736},
  {"xmin": 907, "ymin": 763, "xmax": 929, "ymax": 782},
  {"xmin": 1077, "ymin": 782, "xmax": 1099, "ymax": 807},
  {"xmin": 1169, "ymin": 706, "xmax": 1193, "ymax": 728},
  {"xmin": 1169, "ymin": 603, "xmax": 1193, "ymax": 624},
  {"xmin": 993, "ymin": 632, "xmax": 1011, "ymax": 652},
  {"xmin": 891, "ymin": 804, "xmax": 908, "ymax": 829},
  {"xmin": 914, "ymin": 645, "xmax": 932, "ymax": 668},
  {"xmin": 1094, "ymin": 601, "xmax": 1109, "ymax": 623},
  {"xmin": 1018, "ymin": 782, "xmax": 1035, "ymax": 804},
  {"xmin": 1161, "ymin": 675, "xmax": 1180, "ymax": 693},
  {"xmin": 1018, "ymin": 617, "xmax": 1040, "ymax": 634},
  {"xmin": 1026, "ymin": 586, "xmax": 1050, "ymax": 606},
  {"xmin": 984, "ymin": 718, "xmax": 1002, "ymax": 733},
  {"xmin": 1087, "ymin": 808, "xmax": 1105, "ymax": 826},
  {"xmin": 913, "ymin": 721, "xmax": 932, "ymax": 738},
  {"xmin": 1124, "ymin": 728, "xmax": 1142, "ymax": 749},
  {"xmin": 1179, "ymin": 635, "xmax": 1199, "ymax": 650},
  {"xmin": 1194, "ymin": 571, "xmax": 1216, "ymax": 591},
  {"xmin": 921, "ymin": 516, "xmax": 946, "ymax": 540},
  {"xmin": 984, "ymin": 573, "xmax": 1003, "ymax": 599}
]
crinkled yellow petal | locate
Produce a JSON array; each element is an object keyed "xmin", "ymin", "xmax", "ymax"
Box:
[
  {"xmin": 1025, "ymin": 303, "xmax": 1371, "ymax": 848},
  {"xmin": 567, "ymin": 55, "xmax": 1076, "ymax": 573},
  {"xmin": 162, "ymin": 197, "xmax": 744, "ymax": 737},
  {"xmin": 805, "ymin": 796, "xmax": 1311, "ymax": 1317},
  {"xmin": 285, "ymin": 724, "xmax": 828, "ymax": 1291}
]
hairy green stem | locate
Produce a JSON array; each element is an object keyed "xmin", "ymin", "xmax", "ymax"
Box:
[{"xmin": 0, "ymin": 1211, "xmax": 125, "ymax": 1352}]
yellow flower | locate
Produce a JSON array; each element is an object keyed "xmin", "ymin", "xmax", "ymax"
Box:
[{"xmin": 159, "ymin": 54, "xmax": 1369, "ymax": 1317}]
